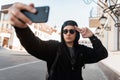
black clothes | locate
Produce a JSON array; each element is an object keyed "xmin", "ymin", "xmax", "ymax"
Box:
[
  {"xmin": 14, "ymin": 27, "xmax": 108, "ymax": 80},
  {"xmin": 68, "ymin": 47, "xmax": 76, "ymax": 65}
]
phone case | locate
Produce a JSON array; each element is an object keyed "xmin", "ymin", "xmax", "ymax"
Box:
[{"xmin": 21, "ymin": 6, "xmax": 49, "ymax": 23}]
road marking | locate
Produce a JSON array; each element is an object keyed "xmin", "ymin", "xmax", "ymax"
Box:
[{"xmin": 0, "ymin": 60, "xmax": 41, "ymax": 71}]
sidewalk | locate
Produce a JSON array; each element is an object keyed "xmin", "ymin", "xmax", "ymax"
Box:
[
  {"xmin": 99, "ymin": 51, "xmax": 120, "ymax": 80},
  {"xmin": 0, "ymin": 47, "xmax": 29, "ymax": 56}
]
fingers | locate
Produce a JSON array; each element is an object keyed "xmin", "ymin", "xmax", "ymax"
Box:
[
  {"xmin": 81, "ymin": 28, "xmax": 87, "ymax": 35},
  {"xmin": 8, "ymin": 13, "xmax": 28, "ymax": 28},
  {"xmin": 74, "ymin": 26, "xmax": 82, "ymax": 32},
  {"xmin": 12, "ymin": 2, "xmax": 36, "ymax": 13},
  {"xmin": 75, "ymin": 26, "xmax": 94, "ymax": 38},
  {"xmin": 74, "ymin": 26, "xmax": 86, "ymax": 34},
  {"xmin": 29, "ymin": 3, "xmax": 35, "ymax": 8},
  {"xmin": 11, "ymin": 8, "xmax": 32, "ymax": 23},
  {"xmin": 8, "ymin": 2, "xmax": 37, "ymax": 28}
]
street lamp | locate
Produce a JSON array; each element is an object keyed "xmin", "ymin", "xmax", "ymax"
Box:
[
  {"xmin": 83, "ymin": 0, "xmax": 120, "ymax": 27},
  {"xmin": 95, "ymin": 27, "xmax": 101, "ymax": 35},
  {"xmin": 99, "ymin": 14, "xmax": 111, "ymax": 31},
  {"xmin": 101, "ymin": 0, "xmax": 120, "ymax": 27},
  {"xmin": 99, "ymin": 14, "xmax": 107, "ymax": 27}
]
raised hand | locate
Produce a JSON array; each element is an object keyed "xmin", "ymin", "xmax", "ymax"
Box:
[
  {"xmin": 75, "ymin": 27, "xmax": 93, "ymax": 38},
  {"xmin": 8, "ymin": 2, "xmax": 37, "ymax": 28}
]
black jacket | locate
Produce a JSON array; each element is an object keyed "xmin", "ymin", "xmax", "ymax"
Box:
[{"xmin": 14, "ymin": 27, "xmax": 108, "ymax": 80}]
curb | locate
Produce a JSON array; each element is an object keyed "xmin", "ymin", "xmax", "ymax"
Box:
[{"xmin": 98, "ymin": 62, "xmax": 120, "ymax": 80}]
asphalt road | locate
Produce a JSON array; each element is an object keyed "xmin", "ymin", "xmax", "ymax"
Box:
[{"xmin": 0, "ymin": 48, "xmax": 108, "ymax": 80}]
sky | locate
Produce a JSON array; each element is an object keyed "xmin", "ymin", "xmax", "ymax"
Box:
[{"xmin": 0, "ymin": 0, "xmax": 97, "ymax": 31}]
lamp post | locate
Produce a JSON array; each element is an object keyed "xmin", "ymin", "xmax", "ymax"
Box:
[
  {"xmin": 99, "ymin": 15, "xmax": 107, "ymax": 27},
  {"xmin": 95, "ymin": 26, "xmax": 104, "ymax": 38},
  {"xmin": 83, "ymin": 0, "xmax": 120, "ymax": 50},
  {"xmin": 100, "ymin": 0, "xmax": 120, "ymax": 50},
  {"xmin": 83, "ymin": 0, "xmax": 120, "ymax": 27},
  {"xmin": 103, "ymin": 1, "xmax": 120, "ymax": 27},
  {"xmin": 95, "ymin": 27, "xmax": 101, "ymax": 35},
  {"xmin": 99, "ymin": 14, "xmax": 111, "ymax": 31},
  {"xmin": 99, "ymin": 14, "xmax": 109, "ymax": 49}
]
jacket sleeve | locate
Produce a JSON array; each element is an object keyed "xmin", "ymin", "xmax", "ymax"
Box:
[
  {"xmin": 83, "ymin": 35, "xmax": 108, "ymax": 63},
  {"xmin": 14, "ymin": 27, "xmax": 59, "ymax": 63}
]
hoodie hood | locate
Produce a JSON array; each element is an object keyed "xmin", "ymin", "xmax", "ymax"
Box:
[{"xmin": 61, "ymin": 20, "xmax": 80, "ymax": 47}]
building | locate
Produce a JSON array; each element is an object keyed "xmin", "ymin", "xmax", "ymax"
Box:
[{"xmin": 89, "ymin": 0, "xmax": 120, "ymax": 51}]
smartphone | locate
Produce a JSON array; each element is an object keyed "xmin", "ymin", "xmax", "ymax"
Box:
[{"xmin": 21, "ymin": 6, "xmax": 50, "ymax": 23}]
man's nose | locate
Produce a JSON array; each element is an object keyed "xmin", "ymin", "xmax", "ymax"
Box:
[{"xmin": 66, "ymin": 31, "xmax": 71, "ymax": 35}]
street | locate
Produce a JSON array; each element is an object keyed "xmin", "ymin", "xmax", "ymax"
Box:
[{"xmin": 0, "ymin": 48, "xmax": 108, "ymax": 80}]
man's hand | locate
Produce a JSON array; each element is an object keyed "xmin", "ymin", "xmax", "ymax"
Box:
[
  {"xmin": 8, "ymin": 2, "xmax": 37, "ymax": 28},
  {"xmin": 75, "ymin": 27, "xmax": 93, "ymax": 38}
]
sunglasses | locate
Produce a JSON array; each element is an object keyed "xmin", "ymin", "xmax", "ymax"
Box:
[{"xmin": 63, "ymin": 29, "xmax": 76, "ymax": 34}]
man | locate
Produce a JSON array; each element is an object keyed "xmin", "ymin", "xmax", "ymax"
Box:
[{"xmin": 8, "ymin": 2, "xmax": 108, "ymax": 80}]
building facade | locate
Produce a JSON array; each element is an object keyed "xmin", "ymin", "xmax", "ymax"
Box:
[{"xmin": 89, "ymin": 0, "xmax": 120, "ymax": 51}]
